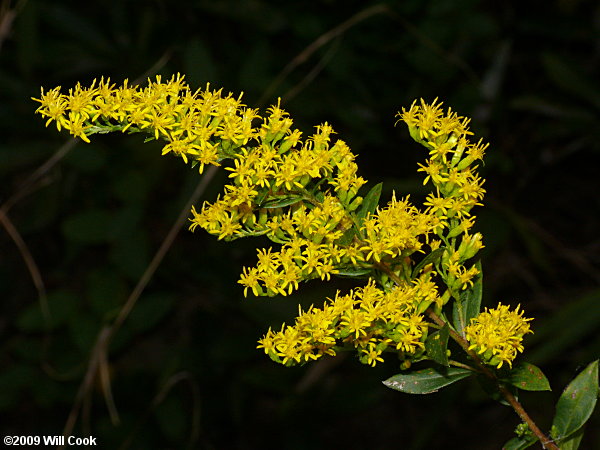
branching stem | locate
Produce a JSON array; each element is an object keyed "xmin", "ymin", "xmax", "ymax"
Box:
[{"xmin": 377, "ymin": 261, "xmax": 558, "ymax": 450}]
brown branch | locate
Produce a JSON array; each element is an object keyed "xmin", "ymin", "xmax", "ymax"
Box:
[
  {"xmin": 427, "ymin": 305, "xmax": 558, "ymax": 449},
  {"xmin": 376, "ymin": 260, "xmax": 558, "ymax": 449}
]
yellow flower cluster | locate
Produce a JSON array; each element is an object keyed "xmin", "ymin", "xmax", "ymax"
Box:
[
  {"xmin": 398, "ymin": 99, "xmax": 489, "ymax": 294},
  {"xmin": 34, "ymin": 76, "xmax": 513, "ymax": 370},
  {"xmin": 187, "ymin": 118, "xmax": 365, "ymax": 244},
  {"xmin": 33, "ymin": 74, "xmax": 257, "ymax": 173},
  {"xmin": 32, "ymin": 75, "xmax": 446, "ymax": 299},
  {"xmin": 360, "ymin": 193, "xmax": 442, "ymax": 263},
  {"xmin": 226, "ymin": 190, "xmax": 443, "ymax": 297},
  {"xmin": 464, "ymin": 304, "xmax": 533, "ymax": 368},
  {"xmin": 257, "ymin": 276, "xmax": 438, "ymax": 366}
]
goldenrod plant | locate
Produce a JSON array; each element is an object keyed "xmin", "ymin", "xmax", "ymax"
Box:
[{"xmin": 34, "ymin": 75, "xmax": 598, "ymax": 449}]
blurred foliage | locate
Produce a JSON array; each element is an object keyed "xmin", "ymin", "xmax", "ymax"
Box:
[{"xmin": 1, "ymin": 0, "xmax": 599, "ymax": 448}]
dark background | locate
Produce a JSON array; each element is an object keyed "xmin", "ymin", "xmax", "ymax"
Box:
[{"xmin": 1, "ymin": 1, "xmax": 599, "ymax": 448}]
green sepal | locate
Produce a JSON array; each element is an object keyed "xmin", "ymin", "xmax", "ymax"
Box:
[
  {"xmin": 503, "ymin": 362, "xmax": 551, "ymax": 392},
  {"xmin": 411, "ymin": 247, "xmax": 445, "ymax": 279},
  {"xmin": 551, "ymin": 359, "xmax": 599, "ymax": 445},
  {"xmin": 452, "ymin": 260, "xmax": 482, "ymax": 336},
  {"xmin": 383, "ymin": 366, "xmax": 472, "ymax": 394},
  {"xmin": 424, "ymin": 323, "xmax": 449, "ymax": 366},
  {"xmin": 266, "ymin": 351, "xmax": 283, "ymax": 364}
]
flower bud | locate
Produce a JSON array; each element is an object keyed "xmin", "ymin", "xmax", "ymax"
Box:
[{"xmin": 458, "ymin": 232, "xmax": 484, "ymax": 260}]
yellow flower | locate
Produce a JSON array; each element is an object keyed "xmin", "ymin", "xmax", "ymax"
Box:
[
  {"xmin": 32, "ymin": 87, "xmax": 68, "ymax": 129},
  {"xmin": 362, "ymin": 342, "xmax": 385, "ymax": 367},
  {"xmin": 465, "ymin": 304, "xmax": 533, "ymax": 368}
]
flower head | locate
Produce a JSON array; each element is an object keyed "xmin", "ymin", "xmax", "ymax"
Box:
[
  {"xmin": 465, "ymin": 304, "xmax": 533, "ymax": 368},
  {"xmin": 257, "ymin": 278, "xmax": 434, "ymax": 367}
]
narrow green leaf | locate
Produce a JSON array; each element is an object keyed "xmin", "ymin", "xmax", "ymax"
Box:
[
  {"xmin": 452, "ymin": 260, "xmax": 482, "ymax": 336},
  {"xmin": 335, "ymin": 267, "xmax": 373, "ymax": 278},
  {"xmin": 425, "ymin": 323, "xmax": 449, "ymax": 366},
  {"xmin": 506, "ymin": 362, "xmax": 551, "ymax": 392},
  {"xmin": 411, "ymin": 247, "xmax": 445, "ymax": 279},
  {"xmin": 502, "ymin": 435, "xmax": 537, "ymax": 450},
  {"xmin": 551, "ymin": 360, "xmax": 599, "ymax": 442},
  {"xmin": 261, "ymin": 195, "xmax": 304, "ymax": 209},
  {"xmin": 254, "ymin": 189, "xmax": 269, "ymax": 206},
  {"xmin": 383, "ymin": 367, "xmax": 472, "ymax": 394},
  {"xmin": 357, "ymin": 182, "xmax": 382, "ymax": 225}
]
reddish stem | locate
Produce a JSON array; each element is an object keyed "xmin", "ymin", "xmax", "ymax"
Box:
[{"xmin": 376, "ymin": 262, "xmax": 558, "ymax": 449}]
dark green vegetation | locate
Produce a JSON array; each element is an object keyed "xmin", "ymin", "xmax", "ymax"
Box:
[{"xmin": 1, "ymin": 1, "xmax": 599, "ymax": 448}]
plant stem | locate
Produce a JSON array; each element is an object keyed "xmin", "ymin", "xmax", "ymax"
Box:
[
  {"xmin": 427, "ymin": 308, "xmax": 559, "ymax": 450},
  {"xmin": 448, "ymin": 359, "xmax": 477, "ymax": 371},
  {"xmin": 376, "ymin": 261, "xmax": 558, "ymax": 450}
]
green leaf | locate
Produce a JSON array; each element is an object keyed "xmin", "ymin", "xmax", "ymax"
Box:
[
  {"xmin": 551, "ymin": 360, "xmax": 599, "ymax": 443},
  {"xmin": 452, "ymin": 260, "xmax": 482, "ymax": 336},
  {"xmin": 505, "ymin": 362, "xmax": 551, "ymax": 392},
  {"xmin": 356, "ymin": 182, "xmax": 382, "ymax": 225},
  {"xmin": 502, "ymin": 435, "xmax": 537, "ymax": 450},
  {"xmin": 335, "ymin": 267, "xmax": 373, "ymax": 278},
  {"xmin": 425, "ymin": 323, "xmax": 449, "ymax": 366},
  {"xmin": 555, "ymin": 426, "xmax": 584, "ymax": 450},
  {"xmin": 260, "ymin": 195, "xmax": 304, "ymax": 209},
  {"xmin": 412, "ymin": 247, "xmax": 445, "ymax": 279},
  {"xmin": 383, "ymin": 367, "xmax": 473, "ymax": 394}
]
